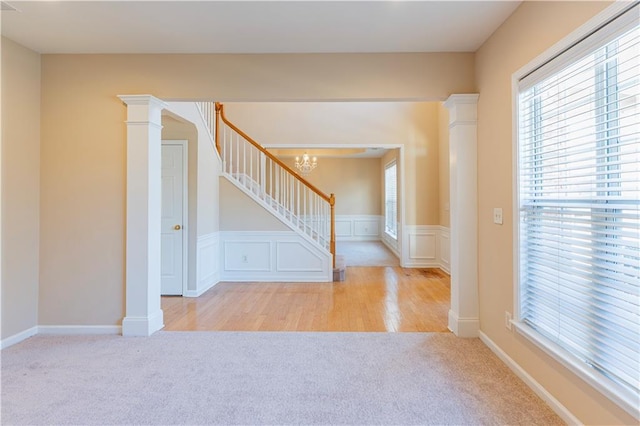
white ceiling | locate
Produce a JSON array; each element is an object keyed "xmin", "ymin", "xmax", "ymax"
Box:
[{"xmin": 1, "ymin": 1, "xmax": 521, "ymax": 54}]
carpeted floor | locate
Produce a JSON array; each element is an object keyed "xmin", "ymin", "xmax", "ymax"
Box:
[
  {"xmin": 1, "ymin": 332, "xmax": 562, "ymax": 425},
  {"xmin": 336, "ymin": 241, "xmax": 399, "ymax": 267}
]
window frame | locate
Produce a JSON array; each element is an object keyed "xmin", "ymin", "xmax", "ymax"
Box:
[
  {"xmin": 511, "ymin": 2, "xmax": 640, "ymax": 419},
  {"xmin": 384, "ymin": 160, "xmax": 398, "ymax": 240}
]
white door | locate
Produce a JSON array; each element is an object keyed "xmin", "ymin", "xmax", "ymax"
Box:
[{"xmin": 161, "ymin": 143, "xmax": 185, "ymax": 295}]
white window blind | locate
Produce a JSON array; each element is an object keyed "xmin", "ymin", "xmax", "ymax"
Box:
[
  {"xmin": 517, "ymin": 4, "xmax": 639, "ymax": 412},
  {"xmin": 385, "ymin": 161, "xmax": 397, "ymax": 238}
]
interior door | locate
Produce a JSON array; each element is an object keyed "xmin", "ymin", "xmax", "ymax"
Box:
[{"xmin": 161, "ymin": 143, "xmax": 185, "ymax": 295}]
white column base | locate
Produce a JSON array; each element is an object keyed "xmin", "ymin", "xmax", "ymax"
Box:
[
  {"xmin": 122, "ymin": 310, "xmax": 164, "ymax": 337},
  {"xmin": 448, "ymin": 309, "xmax": 480, "ymax": 338}
]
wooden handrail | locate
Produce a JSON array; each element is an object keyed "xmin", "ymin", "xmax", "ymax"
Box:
[
  {"xmin": 216, "ymin": 102, "xmax": 337, "ymax": 269},
  {"xmin": 216, "ymin": 102, "xmax": 332, "ymax": 204}
]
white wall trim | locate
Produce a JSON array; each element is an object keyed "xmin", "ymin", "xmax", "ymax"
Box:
[
  {"xmin": 0, "ymin": 326, "xmax": 38, "ymax": 350},
  {"xmin": 38, "ymin": 326, "xmax": 122, "ymax": 335},
  {"xmin": 479, "ymin": 331, "xmax": 581, "ymax": 425},
  {"xmin": 439, "ymin": 226, "xmax": 451, "ymax": 274},
  {"xmin": 219, "ymin": 231, "xmax": 332, "ymax": 282},
  {"xmin": 445, "ymin": 94, "xmax": 479, "ymax": 339},
  {"xmin": 335, "ymin": 215, "xmax": 382, "ymax": 241},
  {"xmin": 187, "ymin": 232, "xmax": 220, "ymax": 297},
  {"xmin": 121, "ymin": 311, "xmax": 164, "ymax": 337},
  {"xmin": 447, "ymin": 309, "xmax": 479, "ymax": 338},
  {"xmin": 118, "ymin": 94, "xmax": 166, "ymax": 337},
  {"xmin": 2, "ymin": 325, "xmax": 124, "ymax": 350},
  {"xmin": 381, "ymin": 232, "xmax": 400, "ymax": 259}
]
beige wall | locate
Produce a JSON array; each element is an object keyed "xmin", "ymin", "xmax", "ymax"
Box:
[
  {"xmin": 280, "ymin": 157, "xmax": 381, "ymax": 216},
  {"xmin": 224, "ymin": 102, "xmax": 440, "ymax": 225},
  {"xmin": 219, "ymin": 178, "xmax": 288, "ymax": 231},
  {"xmin": 36, "ymin": 54, "xmax": 464, "ymax": 326},
  {"xmin": 42, "ymin": 53, "xmax": 474, "ymax": 102},
  {"xmin": 1, "ymin": 38, "xmax": 41, "ymax": 339},
  {"xmin": 437, "ymin": 103, "xmax": 450, "ymax": 228},
  {"xmin": 476, "ymin": 1, "xmax": 634, "ymax": 424}
]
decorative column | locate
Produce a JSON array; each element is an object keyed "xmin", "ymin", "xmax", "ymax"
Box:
[
  {"xmin": 444, "ymin": 94, "xmax": 479, "ymax": 338},
  {"xmin": 118, "ymin": 95, "xmax": 167, "ymax": 337}
]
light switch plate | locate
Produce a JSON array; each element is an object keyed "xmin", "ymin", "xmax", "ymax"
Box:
[{"xmin": 493, "ymin": 208, "xmax": 503, "ymax": 225}]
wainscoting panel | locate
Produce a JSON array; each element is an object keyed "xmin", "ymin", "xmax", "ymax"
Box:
[
  {"xmin": 190, "ymin": 232, "xmax": 220, "ymax": 297},
  {"xmin": 401, "ymin": 225, "xmax": 450, "ymax": 270},
  {"xmin": 224, "ymin": 241, "xmax": 271, "ymax": 272},
  {"xmin": 335, "ymin": 215, "xmax": 382, "ymax": 241},
  {"xmin": 409, "ymin": 232, "xmax": 437, "ymax": 260},
  {"xmin": 220, "ymin": 231, "xmax": 332, "ymax": 282},
  {"xmin": 335, "ymin": 219, "xmax": 353, "ymax": 238}
]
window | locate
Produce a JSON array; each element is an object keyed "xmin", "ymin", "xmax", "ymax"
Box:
[
  {"xmin": 516, "ymin": 4, "xmax": 639, "ymax": 417},
  {"xmin": 385, "ymin": 161, "xmax": 398, "ymax": 239}
]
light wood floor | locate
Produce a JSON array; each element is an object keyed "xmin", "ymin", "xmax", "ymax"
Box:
[{"xmin": 162, "ymin": 266, "xmax": 450, "ymax": 332}]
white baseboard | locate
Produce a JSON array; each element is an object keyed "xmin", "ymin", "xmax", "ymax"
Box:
[
  {"xmin": 122, "ymin": 310, "xmax": 164, "ymax": 337},
  {"xmin": 448, "ymin": 309, "xmax": 479, "ymax": 338},
  {"xmin": 184, "ymin": 280, "xmax": 219, "ymax": 298},
  {"xmin": 1, "ymin": 326, "xmax": 38, "ymax": 350},
  {"xmin": 38, "ymin": 325, "xmax": 122, "ymax": 335},
  {"xmin": 479, "ymin": 331, "xmax": 581, "ymax": 425},
  {"xmin": 2, "ymin": 325, "xmax": 123, "ymax": 350}
]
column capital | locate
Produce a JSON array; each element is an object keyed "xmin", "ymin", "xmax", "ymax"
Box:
[
  {"xmin": 117, "ymin": 94, "xmax": 167, "ymax": 109},
  {"xmin": 444, "ymin": 94, "xmax": 479, "ymax": 127},
  {"xmin": 118, "ymin": 95, "xmax": 167, "ymax": 125}
]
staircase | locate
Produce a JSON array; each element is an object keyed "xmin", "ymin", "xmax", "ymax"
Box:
[{"xmin": 197, "ymin": 102, "xmax": 343, "ymax": 278}]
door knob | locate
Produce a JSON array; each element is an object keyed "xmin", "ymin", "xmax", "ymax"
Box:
[{"xmin": 174, "ymin": 225, "xmax": 182, "ymax": 230}]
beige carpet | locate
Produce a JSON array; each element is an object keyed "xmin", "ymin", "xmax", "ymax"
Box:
[
  {"xmin": 336, "ymin": 241, "xmax": 399, "ymax": 267},
  {"xmin": 1, "ymin": 332, "xmax": 562, "ymax": 425}
]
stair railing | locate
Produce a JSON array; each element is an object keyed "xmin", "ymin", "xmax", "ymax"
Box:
[{"xmin": 197, "ymin": 102, "xmax": 336, "ymax": 267}]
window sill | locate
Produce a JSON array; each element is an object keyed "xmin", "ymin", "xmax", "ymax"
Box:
[{"xmin": 513, "ymin": 321, "xmax": 639, "ymax": 420}]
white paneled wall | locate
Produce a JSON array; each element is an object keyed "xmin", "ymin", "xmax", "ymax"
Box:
[
  {"xmin": 335, "ymin": 215, "xmax": 383, "ymax": 241},
  {"xmin": 219, "ymin": 231, "xmax": 332, "ymax": 282},
  {"xmin": 398, "ymin": 225, "xmax": 451, "ymax": 270},
  {"xmin": 190, "ymin": 226, "xmax": 450, "ymax": 295},
  {"xmin": 188, "ymin": 232, "xmax": 220, "ymax": 297}
]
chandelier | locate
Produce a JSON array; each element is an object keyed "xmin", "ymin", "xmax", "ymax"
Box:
[{"xmin": 294, "ymin": 153, "xmax": 317, "ymax": 175}]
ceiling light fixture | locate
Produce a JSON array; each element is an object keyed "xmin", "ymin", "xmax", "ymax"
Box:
[{"xmin": 294, "ymin": 153, "xmax": 317, "ymax": 175}]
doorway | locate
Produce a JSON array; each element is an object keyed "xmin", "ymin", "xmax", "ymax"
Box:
[{"xmin": 161, "ymin": 140, "xmax": 188, "ymax": 295}]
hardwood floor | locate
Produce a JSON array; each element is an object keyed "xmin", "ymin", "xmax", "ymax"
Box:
[{"xmin": 162, "ymin": 267, "xmax": 450, "ymax": 332}]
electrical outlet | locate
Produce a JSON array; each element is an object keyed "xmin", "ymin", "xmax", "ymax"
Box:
[
  {"xmin": 505, "ymin": 311, "xmax": 512, "ymax": 330},
  {"xmin": 493, "ymin": 208, "xmax": 503, "ymax": 225}
]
